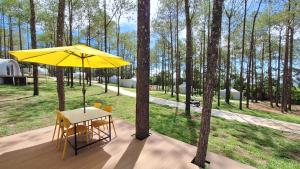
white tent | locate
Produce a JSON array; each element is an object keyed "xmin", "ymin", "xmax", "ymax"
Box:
[
  {"xmin": 109, "ymin": 75, "xmax": 118, "ymax": 83},
  {"xmin": 23, "ymin": 66, "xmax": 49, "ymax": 76},
  {"xmin": 120, "ymin": 77, "xmax": 136, "ymax": 88},
  {"xmin": 38, "ymin": 67, "xmax": 48, "ymax": 76},
  {"xmin": 220, "ymin": 88, "xmax": 241, "ymax": 100},
  {"xmin": 179, "ymin": 82, "xmax": 186, "ymax": 94},
  {"xmin": 0, "ymin": 59, "xmax": 22, "ymax": 77},
  {"xmin": 73, "ymin": 72, "xmax": 86, "ymax": 78}
]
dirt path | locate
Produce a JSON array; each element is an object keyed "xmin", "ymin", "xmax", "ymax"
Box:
[
  {"xmin": 94, "ymin": 83, "xmax": 300, "ymax": 135},
  {"xmin": 250, "ymin": 102, "xmax": 300, "ymax": 115}
]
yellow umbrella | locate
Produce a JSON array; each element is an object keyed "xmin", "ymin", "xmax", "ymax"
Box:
[
  {"xmin": 9, "ymin": 44, "xmax": 130, "ymax": 113},
  {"xmin": 9, "ymin": 44, "xmax": 130, "ymax": 68}
]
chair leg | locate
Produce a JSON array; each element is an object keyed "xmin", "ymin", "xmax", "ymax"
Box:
[
  {"xmin": 56, "ymin": 126, "xmax": 61, "ymax": 148},
  {"xmin": 91, "ymin": 126, "xmax": 93, "ymax": 139},
  {"xmin": 62, "ymin": 133, "xmax": 69, "ymax": 160},
  {"xmin": 86, "ymin": 130, "xmax": 89, "ymax": 144},
  {"xmin": 112, "ymin": 121, "xmax": 117, "ymax": 137},
  {"xmin": 52, "ymin": 123, "xmax": 57, "ymax": 142},
  {"xmin": 58, "ymin": 128, "xmax": 64, "ymax": 151}
]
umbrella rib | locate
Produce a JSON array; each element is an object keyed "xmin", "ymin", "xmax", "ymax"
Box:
[
  {"xmin": 18, "ymin": 51, "xmax": 57, "ymax": 61},
  {"xmin": 64, "ymin": 50, "xmax": 81, "ymax": 58},
  {"xmin": 55, "ymin": 53, "xmax": 73, "ymax": 66},
  {"xmin": 64, "ymin": 50, "xmax": 94, "ymax": 58}
]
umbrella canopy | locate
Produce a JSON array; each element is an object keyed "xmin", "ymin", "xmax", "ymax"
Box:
[
  {"xmin": 9, "ymin": 44, "xmax": 130, "ymax": 68},
  {"xmin": 9, "ymin": 44, "xmax": 130, "ymax": 113}
]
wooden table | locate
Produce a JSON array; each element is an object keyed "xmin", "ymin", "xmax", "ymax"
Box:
[{"xmin": 61, "ymin": 107, "xmax": 111, "ymax": 155}]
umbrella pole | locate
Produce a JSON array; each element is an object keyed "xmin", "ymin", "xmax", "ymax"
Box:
[{"xmin": 82, "ymin": 56, "xmax": 86, "ymax": 113}]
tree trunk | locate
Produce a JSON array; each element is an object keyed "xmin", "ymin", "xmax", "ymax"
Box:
[
  {"xmin": 175, "ymin": 0, "xmax": 180, "ymax": 102},
  {"xmin": 68, "ymin": 0, "xmax": 74, "ymax": 88},
  {"xmin": 136, "ymin": 0, "xmax": 150, "ymax": 140},
  {"xmin": 184, "ymin": 0, "xmax": 192, "ymax": 117},
  {"xmin": 239, "ymin": 0, "xmax": 247, "ymax": 110},
  {"xmin": 2, "ymin": 9, "xmax": 7, "ymax": 59},
  {"xmin": 0, "ymin": 12, "xmax": 2, "ymax": 58},
  {"xmin": 26, "ymin": 23, "xmax": 30, "ymax": 49},
  {"xmin": 288, "ymin": 26, "xmax": 294, "ymax": 111},
  {"xmin": 276, "ymin": 28, "xmax": 282, "ymax": 106},
  {"xmin": 217, "ymin": 44, "xmax": 221, "ymax": 107},
  {"xmin": 8, "ymin": 16, "xmax": 13, "ymax": 54},
  {"xmin": 202, "ymin": 28, "xmax": 206, "ymax": 94},
  {"xmin": 246, "ymin": 0, "xmax": 262, "ymax": 108},
  {"xmin": 104, "ymin": 0, "xmax": 108, "ymax": 93},
  {"xmin": 67, "ymin": 68, "xmax": 70, "ymax": 86},
  {"xmin": 287, "ymin": 0, "xmax": 295, "ymax": 111},
  {"xmin": 194, "ymin": 0, "xmax": 224, "ymax": 167},
  {"xmin": 18, "ymin": 19, "xmax": 22, "ymax": 50},
  {"xmin": 225, "ymin": 16, "xmax": 231, "ymax": 104},
  {"xmin": 162, "ymin": 43, "xmax": 165, "ymax": 91},
  {"xmin": 30, "ymin": 0, "xmax": 39, "ymax": 96},
  {"xmin": 117, "ymin": 15, "xmax": 121, "ymax": 96},
  {"xmin": 254, "ymin": 44, "xmax": 258, "ymax": 102},
  {"xmin": 56, "ymin": 0, "xmax": 66, "ymax": 111},
  {"xmin": 164, "ymin": 40, "xmax": 168, "ymax": 94},
  {"xmin": 199, "ymin": 31, "xmax": 203, "ymax": 95},
  {"xmin": 259, "ymin": 42, "xmax": 265, "ymax": 101},
  {"xmin": 169, "ymin": 14, "xmax": 174, "ymax": 97},
  {"xmin": 282, "ymin": 26, "xmax": 289, "ymax": 112},
  {"xmin": 268, "ymin": 16, "xmax": 273, "ymax": 108},
  {"xmin": 87, "ymin": 12, "xmax": 92, "ymax": 87}
]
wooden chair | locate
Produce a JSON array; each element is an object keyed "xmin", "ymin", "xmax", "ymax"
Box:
[
  {"xmin": 91, "ymin": 105, "xmax": 117, "ymax": 138},
  {"xmin": 93, "ymin": 102, "xmax": 102, "ymax": 108},
  {"xmin": 60, "ymin": 115, "xmax": 89, "ymax": 160},
  {"xmin": 52, "ymin": 111, "xmax": 64, "ymax": 148}
]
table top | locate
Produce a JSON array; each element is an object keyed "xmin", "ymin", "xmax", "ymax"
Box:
[{"xmin": 61, "ymin": 107, "xmax": 111, "ymax": 124}]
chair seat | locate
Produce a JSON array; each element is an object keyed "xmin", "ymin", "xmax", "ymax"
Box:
[
  {"xmin": 91, "ymin": 120, "xmax": 109, "ymax": 128},
  {"xmin": 65, "ymin": 125, "xmax": 88, "ymax": 135}
]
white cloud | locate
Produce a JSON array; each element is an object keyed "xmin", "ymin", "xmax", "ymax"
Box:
[
  {"xmin": 179, "ymin": 28, "xmax": 186, "ymax": 40},
  {"xmin": 150, "ymin": 0, "xmax": 159, "ymax": 21}
]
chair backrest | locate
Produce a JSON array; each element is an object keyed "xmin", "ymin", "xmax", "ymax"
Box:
[
  {"xmin": 94, "ymin": 102, "xmax": 102, "ymax": 108},
  {"xmin": 56, "ymin": 111, "xmax": 63, "ymax": 123},
  {"xmin": 62, "ymin": 116, "xmax": 71, "ymax": 129},
  {"xmin": 103, "ymin": 105, "xmax": 113, "ymax": 113}
]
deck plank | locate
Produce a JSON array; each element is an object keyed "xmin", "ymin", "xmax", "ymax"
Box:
[{"xmin": 0, "ymin": 119, "xmax": 255, "ymax": 169}]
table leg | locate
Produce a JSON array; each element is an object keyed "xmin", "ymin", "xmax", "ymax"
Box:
[
  {"xmin": 109, "ymin": 115, "xmax": 111, "ymax": 141},
  {"xmin": 74, "ymin": 123, "xmax": 77, "ymax": 155}
]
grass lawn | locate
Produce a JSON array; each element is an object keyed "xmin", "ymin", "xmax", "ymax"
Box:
[
  {"xmin": 105, "ymin": 83, "xmax": 136, "ymax": 92},
  {"xmin": 150, "ymin": 91, "xmax": 188, "ymax": 101},
  {"xmin": 136, "ymin": 89, "xmax": 300, "ymax": 124},
  {"xmin": 1, "ymin": 81, "xmax": 300, "ymax": 169}
]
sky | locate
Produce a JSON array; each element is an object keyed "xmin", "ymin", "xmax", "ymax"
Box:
[
  {"xmin": 118, "ymin": 0, "xmax": 159, "ymax": 31},
  {"xmin": 116, "ymin": 0, "xmax": 187, "ymax": 47}
]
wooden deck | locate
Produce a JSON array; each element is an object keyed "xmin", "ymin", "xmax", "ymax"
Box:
[{"xmin": 0, "ymin": 119, "xmax": 255, "ymax": 169}]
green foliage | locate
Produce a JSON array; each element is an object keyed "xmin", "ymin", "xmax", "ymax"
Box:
[{"xmin": 292, "ymin": 88, "xmax": 300, "ymax": 104}]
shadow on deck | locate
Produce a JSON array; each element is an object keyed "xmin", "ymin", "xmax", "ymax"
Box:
[{"xmin": 0, "ymin": 119, "xmax": 255, "ymax": 169}]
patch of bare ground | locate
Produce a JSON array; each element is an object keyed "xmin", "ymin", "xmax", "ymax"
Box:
[
  {"xmin": 284, "ymin": 132, "xmax": 300, "ymax": 140},
  {"xmin": 289, "ymin": 152, "xmax": 300, "ymax": 163},
  {"xmin": 0, "ymin": 94, "xmax": 33, "ymax": 103},
  {"xmin": 249, "ymin": 101, "xmax": 300, "ymax": 116}
]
